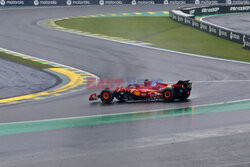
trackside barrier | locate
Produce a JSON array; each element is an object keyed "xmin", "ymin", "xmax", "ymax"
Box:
[
  {"xmin": 1, "ymin": 1, "xmax": 250, "ymax": 49},
  {"xmin": 1, "ymin": 0, "xmax": 250, "ymax": 6},
  {"xmin": 244, "ymin": 36, "xmax": 250, "ymax": 49},
  {"xmin": 169, "ymin": 5, "xmax": 250, "ymax": 49},
  {"xmin": 0, "ymin": 0, "xmax": 236, "ymax": 6}
]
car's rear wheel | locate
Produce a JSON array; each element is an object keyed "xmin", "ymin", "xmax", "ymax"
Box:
[
  {"xmin": 181, "ymin": 90, "xmax": 190, "ymax": 100},
  {"xmin": 162, "ymin": 88, "xmax": 174, "ymax": 102},
  {"xmin": 100, "ymin": 89, "xmax": 114, "ymax": 104}
]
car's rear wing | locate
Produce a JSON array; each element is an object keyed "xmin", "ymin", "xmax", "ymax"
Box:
[
  {"xmin": 175, "ymin": 80, "xmax": 192, "ymax": 89},
  {"xmin": 177, "ymin": 80, "xmax": 190, "ymax": 84}
]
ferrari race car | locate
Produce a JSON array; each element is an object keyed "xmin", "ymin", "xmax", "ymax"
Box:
[{"xmin": 89, "ymin": 79, "xmax": 192, "ymax": 104}]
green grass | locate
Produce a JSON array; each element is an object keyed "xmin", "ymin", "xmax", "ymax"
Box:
[
  {"xmin": 0, "ymin": 52, "xmax": 54, "ymax": 69},
  {"xmin": 56, "ymin": 16, "xmax": 250, "ymax": 62}
]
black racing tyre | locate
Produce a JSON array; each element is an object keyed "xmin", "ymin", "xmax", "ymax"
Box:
[
  {"xmin": 162, "ymin": 88, "xmax": 174, "ymax": 102},
  {"xmin": 115, "ymin": 94, "xmax": 126, "ymax": 103},
  {"xmin": 180, "ymin": 90, "xmax": 191, "ymax": 100},
  {"xmin": 100, "ymin": 89, "xmax": 114, "ymax": 104}
]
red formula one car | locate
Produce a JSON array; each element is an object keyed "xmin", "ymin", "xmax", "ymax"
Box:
[{"xmin": 89, "ymin": 80, "xmax": 192, "ymax": 104}]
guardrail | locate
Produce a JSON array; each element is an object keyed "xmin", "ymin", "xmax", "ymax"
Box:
[
  {"xmin": 169, "ymin": 4, "xmax": 250, "ymax": 49},
  {"xmin": 1, "ymin": 0, "xmax": 250, "ymax": 6},
  {"xmin": 244, "ymin": 37, "xmax": 250, "ymax": 49}
]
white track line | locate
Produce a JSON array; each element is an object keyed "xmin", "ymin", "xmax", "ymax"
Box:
[
  {"xmin": 0, "ymin": 47, "xmax": 99, "ymax": 106},
  {"xmin": 2, "ymin": 6, "xmax": 250, "ymax": 63},
  {"xmin": 3, "ymin": 6, "xmax": 250, "ymax": 66},
  {"xmin": 0, "ymin": 47, "xmax": 99, "ymax": 79},
  {"xmin": 0, "ymin": 7, "xmax": 249, "ymax": 121},
  {"xmin": 193, "ymin": 79, "xmax": 250, "ymax": 83},
  {"xmin": 43, "ymin": 18, "xmax": 250, "ymax": 66},
  {"xmin": 3, "ymin": 96, "xmax": 250, "ymax": 125},
  {"xmin": 200, "ymin": 14, "xmax": 235, "ymax": 31},
  {"xmin": 140, "ymin": 44, "xmax": 250, "ymax": 65}
]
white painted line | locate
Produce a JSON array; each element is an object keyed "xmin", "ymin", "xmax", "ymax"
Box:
[
  {"xmin": 0, "ymin": 47, "xmax": 99, "ymax": 82},
  {"xmin": 200, "ymin": 14, "xmax": 234, "ymax": 31},
  {"xmin": 227, "ymin": 98, "xmax": 250, "ymax": 103},
  {"xmin": 168, "ymin": 80, "xmax": 250, "ymax": 84},
  {"xmin": 0, "ymin": 47, "xmax": 99, "ymax": 105},
  {"xmin": 2, "ymin": 10, "xmax": 249, "ymax": 121},
  {"xmin": 193, "ymin": 80, "xmax": 250, "ymax": 83},
  {"xmin": 200, "ymin": 12, "xmax": 250, "ymax": 33},
  {"xmin": 0, "ymin": 41, "xmax": 248, "ymax": 124},
  {"xmin": 220, "ymin": 161, "xmax": 250, "ymax": 167},
  {"xmin": 40, "ymin": 17, "xmax": 250, "ymax": 66},
  {"xmin": 140, "ymin": 44, "xmax": 250, "ymax": 65},
  {"xmin": 3, "ymin": 96, "xmax": 250, "ymax": 126},
  {"xmin": 38, "ymin": 19, "xmax": 153, "ymax": 46}
]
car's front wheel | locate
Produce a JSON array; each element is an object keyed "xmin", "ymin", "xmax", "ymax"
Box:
[{"xmin": 100, "ymin": 89, "xmax": 114, "ymax": 104}]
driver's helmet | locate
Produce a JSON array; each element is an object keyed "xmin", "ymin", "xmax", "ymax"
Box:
[{"xmin": 144, "ymin": 79, "xmax": 149, "ymax": 86}]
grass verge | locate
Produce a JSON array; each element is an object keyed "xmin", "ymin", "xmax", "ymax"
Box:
[
  {"xmin": 56, "ymin": 16, "xmax": 250, "ymax": 62},
  {"xmin": 0, "ymin": 52, "xmax": 54, "ymax": 69}
]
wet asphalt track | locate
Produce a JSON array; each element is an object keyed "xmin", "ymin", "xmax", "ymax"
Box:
[
  {"xmin": 0, "ymin": 5, "xmax": 250, "ymax": 167},
  {"xmin": 202, "ymin": 12, "xmax": 250, "ymax": 35},
  {"xmin": 0, "ymin": 57, "xmax": 58, "ymax": 99}
]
